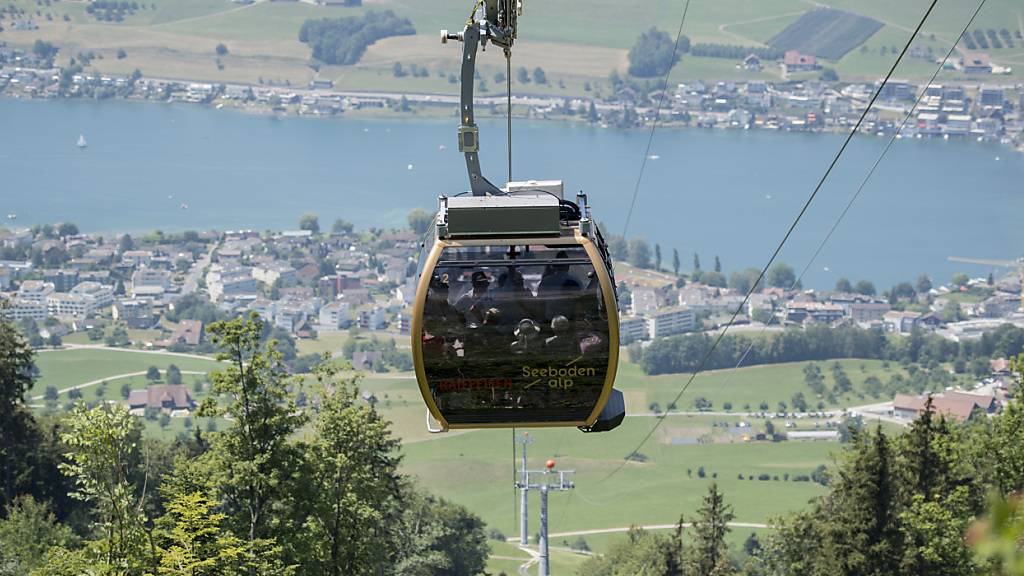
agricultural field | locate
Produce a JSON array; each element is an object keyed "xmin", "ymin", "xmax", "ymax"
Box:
[
  {"xmin": 2, "ymin": 0, "xmax": 1020, "ymax": 92},
  {"xmin": 768, "ymin": 9, "xmax": 884, "ymax": 60}
]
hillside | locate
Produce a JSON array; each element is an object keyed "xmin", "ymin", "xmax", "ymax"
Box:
[{"xmin": 0, "ymin": 0, "xmax": 1021, "ymax": 93}]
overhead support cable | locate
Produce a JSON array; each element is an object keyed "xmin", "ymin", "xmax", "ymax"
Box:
[{"xmin": 601, "ymin": 0, "xmax": 943, "ymax": 485}]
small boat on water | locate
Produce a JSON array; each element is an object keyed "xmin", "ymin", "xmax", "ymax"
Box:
[
  {"xmin": 180, "ymin": 203, "xmax": 189, "ymax": 210},
  {"xmin": 77, "ymin": 134, "xmax": 87, "ymax": 149},
  {"xmin": 6, "ymin": 213, "xmax": 16, "ymax": 220}
]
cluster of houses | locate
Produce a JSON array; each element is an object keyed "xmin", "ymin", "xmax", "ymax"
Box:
[
  {"xmin": 198, "ymin": 229, "xmax": 416, "ymax": 338},
  {"xmin": 0, "ymin": 227, "xmax": 213, "ymax": 335},
  {"xmin": 666, "ymin": 73, "xmax": 1024, "ymax": 147},
  {"xmin": 616, "ymin": 270, "xmax": 1023, "ymax": 345}
]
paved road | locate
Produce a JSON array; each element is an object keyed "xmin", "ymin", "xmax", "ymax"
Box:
[{"xmin": 182, "ymin": 242, "xmax": 216, "ymax": 296}]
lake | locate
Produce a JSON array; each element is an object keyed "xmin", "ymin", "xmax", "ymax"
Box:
[{"xmin": 2, "ymin": 97, "xmax": 1022, "ymax": 290}]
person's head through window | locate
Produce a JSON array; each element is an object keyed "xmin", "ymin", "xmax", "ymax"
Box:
[{"xmin": 471, "ymin": 270, "xmax": 490, "ymax": 297}]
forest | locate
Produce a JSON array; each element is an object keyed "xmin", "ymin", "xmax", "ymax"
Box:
[
  {"xmin": 0, "ymin": 314, "xmax": 488, "ymax": 575},
  {"xmin": 298, "ymin": 11, "xmax": 415, "ymax": 66}
]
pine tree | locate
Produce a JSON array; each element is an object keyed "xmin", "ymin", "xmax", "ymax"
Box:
[
  {"xmin": 687, "ymin": 482, "xmax": 735, "ymax": 576},
  {"xmin": 694, "ymin": 253, "xmax": 701, "ymax": 272},
  {"xmin": 714, "ymin": 255, "xmax": 721, "ymax": 273},
  {"xmin": 655, "ymin": 244, "xmax": 662, "ymax": 272},
  {"xmin": 673, "ymin": 248, "xmax": 681, "ymax": 277},
  {"xmin": 825, "ymin": 427, "xmax": 902, "ymax": 576}
]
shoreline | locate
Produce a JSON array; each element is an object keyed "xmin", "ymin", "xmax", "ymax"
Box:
[{"xmin": 3, "ymin": 80, "xmax": 1022, "ymax": 154}]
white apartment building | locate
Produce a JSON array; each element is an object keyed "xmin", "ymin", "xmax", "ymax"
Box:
[
  {"xmin": 620, "ymin": 315, "xmax": 649, "ymax": 342},
  {"xmin": 17, "ymin": 280, "xmax": 55, "ymax": 302},
  {"xmin": 318, "ymin": 301, "xmax": 350, "ymax": 329},
  {"xmin": 0, "ymin": 296, "xmax": 47, "ymax": 321},
  {"xmin": 70, "ymin": 281, "xmax": 114, "ymax": 309},
  {"xmin": 252, "ymin": 262, "xmax": 297, "ymax": 287},
  {"xmin": 646, "ymin": 306, "xmax": 696, "ymax": 339},
  {"xmin": 47, "ymin": 293, "xmax": 90, "ymax": 319}
]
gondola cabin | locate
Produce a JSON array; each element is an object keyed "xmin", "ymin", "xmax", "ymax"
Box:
[{"xmin": 411, "ymin": 181, "xmax": 623, "ymax": 431}]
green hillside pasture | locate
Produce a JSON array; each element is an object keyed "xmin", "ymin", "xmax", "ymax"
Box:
[
  {"xmin": 617, "ymin": 359, "xmax": 908, "ymax": 413},
  {"xmin": 31, "ymin": 348, "xmax": 221, "ymax": 397},
  {"xmin": 400, "ymin": 416, "xmax": 832, "ymax": 540},
  {"xmin": 769, "ymin": 9, "xmax": 883, "ymax": 60}
]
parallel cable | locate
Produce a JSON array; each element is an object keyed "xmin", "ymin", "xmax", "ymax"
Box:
[
  {"xmin": 622, "ymin": 0, "xmax": 693, "ymax": 238},
  {"xmin": 677, "ymin": 0, "xmax": 989, "ymax": 414},
  {"xmin": 601, "ymin": 0, "xmax": 941, "ymax": 484}
]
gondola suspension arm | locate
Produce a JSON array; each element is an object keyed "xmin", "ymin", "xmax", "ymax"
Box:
[{"xmin": 442, "ymin": 0, "xmax": 522, "ymax": 196}]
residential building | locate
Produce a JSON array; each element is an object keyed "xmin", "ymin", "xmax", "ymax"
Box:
[
  {"xmin": 396, "ymin": 312, "xmax": 411, "ymax": 334},
  {"xmin": 782, "ymin": 50, "xmax": 818, "ymax": 73},
  {"xmin": 46, "ymin": 293, "xmax": 90, "ymax": 320},
  {"xmin": 359, "ymin": 307, "xmax": 386, "ymax": 330},
  {"xmin": 127, "ymin": 384, "xmax": 196, "ymax": 415},
  {"xmin": 113, "ymin": 298, "xmax": 155, "ymax": 329},
  {"xmin": 253, "ymin": 262, "xmax": 298, "ymax": 287},
  {"xmin": 318, "ymin": 301, "xmax": 350, "ymax": 329},
  {"xmin": 883, "ymin": 310, "xmax": 922, "ymax": 334},
  {"xmin": 352, "ymin": 351, "xmax": 383, "ymax": 371},
  {"xmin": 849, "ymin": 302, "xmax": 891, "ymax": 323},
  {"xmin": 0, "ymin": 296, "xmax": 47, "ymax": 321},
  {"xmin": 41, "ymin": 269, "xmax": 79, "ymax": 292},
  {"xmin": 131, "ymin": 267, "xmax": 171, "ymax": 297},
  {"xmin": 121, "ymin": 250, "xmax": 154, "ymax": 267},
  {"xmin": 961, "ymin": 52, "xmax": 992, "ymax": 74},
  {"xmin": 893, "ymin": 390, "xmax": 999, "ymax": 422},
  {"xmin": 620, "ymin": 315, "xmax": 649, "ymax": 343},
  {"xmin": 206, "ymin": 265, "xmax": 258, "ymax": 301},
  {"xmin": 631, "ymin": 287, "xmax": 660, "ymax": 316},
  {"xmin": 785, "ymin": 302, "xmax": 844, "ymax": 324},
  {"xmin": 17, "ymin": 280, "xmax": 55, "ymax": 302},
  {"xmin": 646, "ymin": 306, "xmax": 695, "ymax": 339},
  {"xmin": 70, "ymin": 281, "xmax": 114, "ymax": 309},
  {"xmin": 274, "ymin": 305, "xmax": 307, "ymax": 332},
  {"xmin": 159, "ymin": 319, "xmax": 204, "ymax": 347},
  {"xmin": 979, "ymin": 85, "xmax": 1004, "ymax": 107}
]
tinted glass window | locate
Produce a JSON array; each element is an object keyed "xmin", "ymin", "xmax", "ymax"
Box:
[{"xmin": 421, "ymin": 244, "xmax": 611, "ymax": 424}]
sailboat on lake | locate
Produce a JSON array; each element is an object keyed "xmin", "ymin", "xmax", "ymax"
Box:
[{"xmin": 77, "ymin": 134, "xmax": 87, "ymax": 149}]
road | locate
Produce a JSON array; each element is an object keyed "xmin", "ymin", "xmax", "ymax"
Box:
[
  {"xmin": 182, "ymin": 242, "xmax": 216, "ymax": 296},
  {"xmin": 502, "ymin": 521, "xmax": 770, "ymax": 573},
  {"xmin": 29, "ymin": 369, "xmax": 209, "ymax": 401}
]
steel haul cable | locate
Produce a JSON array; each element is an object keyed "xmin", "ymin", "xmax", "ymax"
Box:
[
  {"xmin": 601, "ymin": 0, "xmax": 942, "ymax": 485},
  {"xmin": 622, "ymin": 0, "xmax": 694, "ymax": 238}
]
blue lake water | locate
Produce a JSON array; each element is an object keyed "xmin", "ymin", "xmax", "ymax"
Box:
[{"xmin": 2, "ymin": 97, "xmax": 1022, "ymax": 289}]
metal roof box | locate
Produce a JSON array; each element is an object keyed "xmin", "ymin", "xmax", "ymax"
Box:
[
  {"xmin": 505, "ymin": 179, "xmax": 564, "ymax": 199},
  {"xmin": 444, "ymin": 193, "xmax": 560, "ymax": 237}
]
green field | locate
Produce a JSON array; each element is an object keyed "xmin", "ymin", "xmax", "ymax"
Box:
[
  {"xmin": 1, "ymin": 0, "xmax": 1020, "ymax": 94},
  {"xmin": 31, "ymin": 348, "xmax": 221, "ymax": 397}
]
